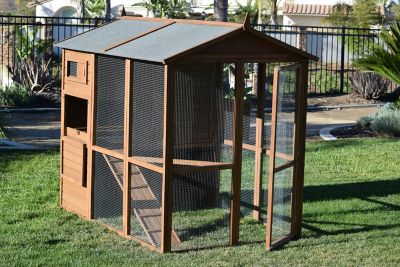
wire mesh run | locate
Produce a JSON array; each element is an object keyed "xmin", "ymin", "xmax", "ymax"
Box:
[
  {"xmin": 131, "ymin": 61, "xmax": 164, "ymax": 167},
  {"xmin": 95, "ymin": 55, "xmax": 125, "ymax": 152},
  {"xmin": 129, "ymin": 164, "xmax": 163, "ymax": 248},
  {"xmin": 275, "ymin": 68, "xmax": 296, "ymax": 167},
  {"xmin": 271, "ymin": 167, "xmax": 293, "ymax": 243},
  {"xmin": 172, "ymin": 169, "xmax": 231, "ymax": 251},
  {"xmin": 174, "ymin": 63, "xmax": 233, "ymax": 165},
  {"xmin": 93, "ymin": 152, "xmax": 124, "ymax": 231},
  {"xmin": 268, "ymin": 65, "xmax": 298, "ymax": 245}
]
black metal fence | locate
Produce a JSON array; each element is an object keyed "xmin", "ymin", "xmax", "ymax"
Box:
[
  {"xmin": 0, "ymin": 15, "xmax": 389, "ymax": 94},
  {"xmin": 0, "ymin": 15, "xmax": 112, "ymax": 90}
]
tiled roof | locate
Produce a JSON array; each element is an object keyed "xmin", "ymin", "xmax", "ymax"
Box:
[{"xmin": 283, "ymin": 3, "xmax": 334, "ymax": 16}]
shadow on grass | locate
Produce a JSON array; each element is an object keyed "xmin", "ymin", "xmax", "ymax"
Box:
[{"xmin": 304, "ymin": 178, "xmax": 400, "ymax": 203}]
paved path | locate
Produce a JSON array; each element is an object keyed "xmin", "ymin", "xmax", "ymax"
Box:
[{"xmin": 1, "ymin": 106, "xmax": 378, "ymax": 149}]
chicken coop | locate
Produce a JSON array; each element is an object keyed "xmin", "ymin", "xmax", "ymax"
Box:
[{"xmin": 56, "ymin": 16, "xmax": 317, "ymax": 253}]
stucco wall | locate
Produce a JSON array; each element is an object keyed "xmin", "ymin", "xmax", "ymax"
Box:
[{"xmin": 283, "ymin": 15, "xmax": 327, "ymax": 26}]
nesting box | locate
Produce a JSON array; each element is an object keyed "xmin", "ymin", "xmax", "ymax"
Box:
[{"xmin": 56, "ymin": 16, "xmax": 317, "ymax": 253}]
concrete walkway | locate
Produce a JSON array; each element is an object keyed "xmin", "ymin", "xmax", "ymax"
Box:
[{"xmin": 0, "ymin": 106, "xmax": 378, "ymax": 149}]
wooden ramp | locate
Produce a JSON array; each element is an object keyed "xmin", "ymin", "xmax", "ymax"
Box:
[{"xmin": 103, "ymin": 154, "xmax": 181, "ymax": 247}]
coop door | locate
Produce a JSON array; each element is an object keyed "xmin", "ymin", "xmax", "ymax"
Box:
[{"xmin": 266, "ymin": 64, "xmax": 300, "ymax": 250}]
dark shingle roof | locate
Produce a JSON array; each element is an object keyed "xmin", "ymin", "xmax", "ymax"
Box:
[{"xmin": 56, "ymin": 18, "xmax": 241, "ymax": 63}]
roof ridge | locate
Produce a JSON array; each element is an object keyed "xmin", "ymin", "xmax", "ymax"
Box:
[
  {"xmin": 103, "ymin": 21, "xmax": 176, "ymax": 52},
  {"xmin": 120, "ymin": 16, "xmax": 242, "ymax": 28}
]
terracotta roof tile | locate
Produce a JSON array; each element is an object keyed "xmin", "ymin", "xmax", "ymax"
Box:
[{"xmin": 283, "ymin": 3, "xmax": 333, "ymax": 16}]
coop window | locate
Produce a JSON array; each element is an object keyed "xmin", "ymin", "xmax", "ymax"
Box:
[
  {"xmin": 64, "ymin": 95, "xmax": 87, "ymax": 132},
  {"xmin": 67, "ymin": 61, "xmax": 78, "ymax": 77}
]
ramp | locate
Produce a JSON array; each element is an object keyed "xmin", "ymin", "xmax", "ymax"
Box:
[{"xmin": 103, "ymin": 154, "xmax": 181, "ymax": 247}]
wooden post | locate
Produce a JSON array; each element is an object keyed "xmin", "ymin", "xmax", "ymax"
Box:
[
  {"xmin": 230, "ymin": 62, "xmax": 244, "ymax": 246},
  {"xmin": 266, "ymin": 66, "xmax": 280, "ymax": 250},
  {"xmin": 291, "ymin": 62, "xmax": 308, "ymax": 238},
  {"xmin": 86, "ymin": 53, "xmax": 96, "ymax": 219},
  {"xmin": 123, "ymin": 59, "xmax": 132, "ymax": 236},
  {"xmin": 60, "ymin": 49, "xmax": 66, "ymax": 208},
  {"xmin": 161, "ymin": 64, "xmax": 175, "ymax": 253},
  {"xmin": 253, "ymin": 63, "xmax": 266, "ymax": 221}
]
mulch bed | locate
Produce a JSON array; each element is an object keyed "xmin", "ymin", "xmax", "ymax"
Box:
[{"xmin": 330, "ymin": 124, "xmax": 378, "ymax": 138}]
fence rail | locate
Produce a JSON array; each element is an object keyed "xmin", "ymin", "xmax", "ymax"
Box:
[{"xmin": 0, "ymin": 15, "xmax": 390, "ymax": 95}]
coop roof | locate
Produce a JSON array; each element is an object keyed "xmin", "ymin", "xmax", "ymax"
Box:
[{"xmin": 55, "ymin": 16, "xmax": 318, "ymax": 63}]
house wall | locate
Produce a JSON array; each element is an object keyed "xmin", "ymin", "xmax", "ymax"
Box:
[{"xmin": 283, "ymin": 15, "xmax": 327, "ymax": 26}]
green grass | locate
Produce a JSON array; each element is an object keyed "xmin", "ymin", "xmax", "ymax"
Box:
[{"xmin": 1, "ymin": 138, "xmax": 400, "ymax": 266}]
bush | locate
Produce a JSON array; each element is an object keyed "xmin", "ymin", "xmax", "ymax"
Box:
[
  {"xmin": 358, "ymin": 101, "xmax": 400, "ymax": 136},
  {"xmin": 350, "ymin": 71, "xmax": 390, "ymax": 100},
  {"xmin": 0, "ymin": 85, "xmax": 32, "ymax": 107}
]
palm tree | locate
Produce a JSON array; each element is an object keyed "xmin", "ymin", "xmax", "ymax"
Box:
[
  {"xmin": 354, "ymin": 21, "xmax": 400, "ymax": 85},
  {"xmin": 267, "ymin": 0, "xmax": 278, "ymax": 25},
  {"xmin": 134, "ymin": 0, "xmax": 167, "ymax": 17},
  {"xmin": 230, "ymin": 0, "xmax": 259, "ymax": 23},
  {"xmin": 105, "ymin": 0, "xmax": 111, "ymax": 19},
  {"xmin": 214, "ymin": 0, "xmax": 228, "ymax": 21},
  {"xmin": 164, "ymin": 0, "xmax": 190, "ymax": 18},
  {"xmin": 84, "ymin": 0, "xmax": 105, "ymax": 17}
]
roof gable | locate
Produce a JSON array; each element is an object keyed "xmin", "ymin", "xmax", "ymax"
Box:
[{"xmin": 56, "ymin": 17, "xmax": 317, "ymax": 63}]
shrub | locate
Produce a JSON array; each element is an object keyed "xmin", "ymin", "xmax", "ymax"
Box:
[
  {"xmin": 0, "ymin": 84, "xmax": 32, "ymax": 107},
  {"xmin": 350, "ymin": 71, "xmax": 390, "ymax": 100},
  {"xmin": 358, "ymin": 102, "xmax": 400, "ymax": 136}
]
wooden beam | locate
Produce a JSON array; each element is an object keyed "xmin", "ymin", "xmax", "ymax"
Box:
[
  {"xmin": 60, "ymin": 49, "xmax": 66, "ymax": 208},
  {"xmin": 266, "ymin": 66, "xmax": 280, "ymax": 250},
  {"xmin": 86, "ymin": 53, "xmax": 96, "ymax": 219},
  {"xmin": 92, "ymin": 145, "xmax": 124, "ymax": 160},
  {"xmin": 173, "ymin": 163, "xmax": 233, "ymax": 174},
  {"xmin": 291, "ymin": 62, "xmax": 308, "ymax": 238},
  {"xmin": 253, "ymin": 62, "xmax": 266, "ymax": 221},
  {"xmin": 160, "ymin": 64, "xmax": 175, "ymax": 253},
  {"xmin": 230, "ymin": 62, "xmax": 245, "ymax": 246},
  {"xmin": 123, "ymin": 59, "xmax": 132, "ymax": 236}
]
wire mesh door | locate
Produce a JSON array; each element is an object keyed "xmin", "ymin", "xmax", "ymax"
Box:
[{"xmin": 266, "ymin": 64, "xmax": 300, "ymax": 250}]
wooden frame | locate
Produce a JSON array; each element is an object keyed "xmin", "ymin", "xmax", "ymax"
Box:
[
  {"xmin": 59, "ymin": 17, "xmax": 313, "ymax": 254},
  {"xmin": 265, "ymin": 63, "xmax": 304, "ymax": 251}
]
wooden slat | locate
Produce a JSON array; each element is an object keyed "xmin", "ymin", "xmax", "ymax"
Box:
[
  {"xmin": 230, "ymin": 62, "xmax": 244, "ymax": 246},
  {"xmin": 92, "ymin": 145, "xmax": 124, "ymax": 160},
  {"xmin": 86, "ymin": 53, "xmax": 96, "ymax": 219},
  {"xmin": 123, "ymin": 59, "xmax": 132, "ymax": 236},
  {"xmin": 224, "ymin": 139, "xmax": 257, "ymax": 152},
  {"xmin": 274, "ymin": 161, "xmax": 295, "ymax": 173},
  {"xmin": 253, "ymin": 62, "xmax": 266, "ymax": 221},
  {"xmin": 266, "ymin": 66, "xmax": 280, "ymax": 250},
  {"xmin": 173, "ymin": 163, "xmax": 233, "ymax": 174},
  {"xmin": 65, "ymin": 127, "xmax": 87, "ymax": 142},
  {"xmin": 160, "ymin": 64, "xmax": 175, "ymax": 253},
  {"xmin": 128, "ymin": 157, "xmax": 164, "ymax": 174}
]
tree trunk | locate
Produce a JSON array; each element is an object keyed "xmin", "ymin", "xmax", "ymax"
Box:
[
  {"xmin": 79, "ymin": 0, "xmax": 85, "ymax": 17},
  {"xmin": 214, "ymin": 0, "xmax": 228, "ymax": 22},
  {"xmin": 269, "ymin": 0, "xmax": 278, "ymax": 25},
  {"xmin": 105, "ymin": 0, "xmax": 111, "ymax": 20}
]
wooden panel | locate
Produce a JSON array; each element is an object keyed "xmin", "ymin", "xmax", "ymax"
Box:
[
  {"xmin": 66, "ymin": 127, "xmax": 87, "ymax": 143},
  {"xmin": 63, "ymin": 50, "xmax": 93, "ymax": 98},
  {"xmin": 230, "ymin": 62, "xmax": 244, "ymax": 246},
  {"xmin": 62, "ymin": 138, "xmax": 86, "ymax": 187},
  {"xmin": 62, "ymin": 177, "xmax": 88, "ymax": 218}
]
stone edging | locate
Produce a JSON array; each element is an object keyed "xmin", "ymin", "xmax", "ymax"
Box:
[{"xmin": 319, "ymin": 124, "xmax": 355, "ymax": 141}]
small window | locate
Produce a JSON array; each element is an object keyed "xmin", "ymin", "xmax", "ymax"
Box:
[{"xmin": 67, "ymin": 61, "xmax": 78, "ymax": 77}]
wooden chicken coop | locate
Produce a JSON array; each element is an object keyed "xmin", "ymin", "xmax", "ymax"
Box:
[{"xmin": 56, "ymin": 16, "xmax": 317, "ymax": 253}]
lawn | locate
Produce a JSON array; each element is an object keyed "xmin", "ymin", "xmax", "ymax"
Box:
[{"xmin": 1, "ymin": 138, "xmax": 400, "ymax": 266}]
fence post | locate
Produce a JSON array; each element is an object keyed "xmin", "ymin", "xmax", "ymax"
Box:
[{"xmin": 339, "ymin": 26, "xmax": 346, "ymax": 94}]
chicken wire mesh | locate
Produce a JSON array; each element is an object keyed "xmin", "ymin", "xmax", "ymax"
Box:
[
  {"xmin": 95, "ymin": 55, "xmax": 125, "ymax": 152},
  {"xmin": 129, "ymin": 164, "xmax": 163, "ymax": 248},
  {"xmin": 172, "ymin": 63, "xmax": 233, "ymax": 212},
  {"xmin": 93, "ymin": 152, "xmax": 124, "ymax": 231},
  {"xmin": 172, "ymin": 169, "xmax": 231, "ymax": 251},
  {"xmin": 269, "ymin": 66, "xmax": 298, "ymax": 244},
  {"xmin": 131, "ymin": 61, "xmax": 164, "ymax": 166}
]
